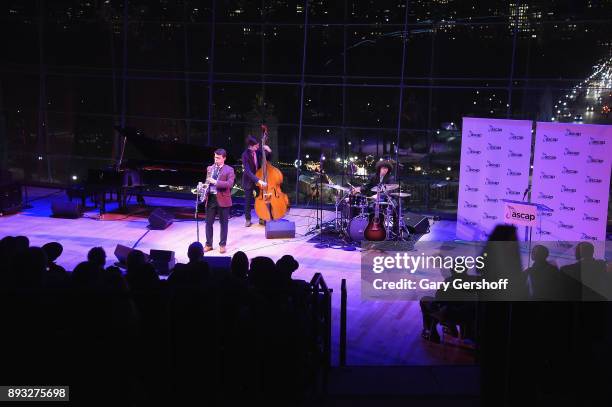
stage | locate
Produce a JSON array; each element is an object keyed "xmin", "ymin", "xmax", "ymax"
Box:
[{"xmin": 0, "ymin": 187, "xmax": 473, "ymax": 366}]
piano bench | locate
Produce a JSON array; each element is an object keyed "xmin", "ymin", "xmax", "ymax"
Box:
[{"xmin": 66, "ymin": 184, "xmax": 92, "ymax": 208}]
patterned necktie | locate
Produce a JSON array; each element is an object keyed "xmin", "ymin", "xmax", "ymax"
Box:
[{"xmin": 212, "ymin": 165, "xmax": 220, "ymax": 180}]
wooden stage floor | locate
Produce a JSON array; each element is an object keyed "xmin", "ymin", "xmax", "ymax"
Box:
[{"xmin": 1, "ymin": 187, "xmax": 474, "ymax": 366}]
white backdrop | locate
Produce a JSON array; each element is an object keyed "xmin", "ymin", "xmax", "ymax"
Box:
[
  {"xmin": 456, "ymin": 117, "xmax": 533, "ymax": 241},
  {"xmin": 531, "ymin": 122, "xmax": 612, "ymax": 243}
]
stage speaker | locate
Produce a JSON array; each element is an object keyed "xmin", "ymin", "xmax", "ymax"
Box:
[
  {"xmin": 150, "ymin": 249, "xmax": 176, "ymax": 275},
  {"xmin": 403, "ymin": 214, "xmax": 430, "ymax": 234},
  {"xmin": 114, "ymin": 244, "xmax": 150, "ymax": 266},
  {"xmin": 265, "ymin": 219, "xmax": 296, "ymax": 239},
  {"xmin": 51, "ymin": 200, "xmax": 82, "ymax": 218},
  {"xmin": 205, "ymin": 256, "xmax": 232, "ymax": 271},
  {"xmin": 148, "ymin": 208, "xmax": 173, "ymax": 230}
]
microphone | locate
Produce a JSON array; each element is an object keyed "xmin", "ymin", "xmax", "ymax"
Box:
[{"xmin": 522, "ymin": 186, "xmax": 531, "ymax": 201}]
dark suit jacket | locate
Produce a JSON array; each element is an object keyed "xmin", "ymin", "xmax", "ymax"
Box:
[
  {"xmin": 560, "ymin": 259, "xmax": 608, "ymax": 300},
  {"xmin": 206, "ymin": 164, "xmax": 235, "ymax": 207},
  {"xmin": 241, "ymin": 149, "xmax": 271, "ymax": 189}
]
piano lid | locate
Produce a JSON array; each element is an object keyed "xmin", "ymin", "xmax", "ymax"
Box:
[{"xmin": 117, "ymin": 127, "xmax": 236, "ymax": 168}]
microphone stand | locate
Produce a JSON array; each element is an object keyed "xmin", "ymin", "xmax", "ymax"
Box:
[
  {"xmin": 392, "ymin": 147, "xmax": 405, "ymax": 240},
  {"xmin": 522, "ymin": 185, "xmax": 531, "ymax": 245},
  {"xmin": 315, "ymin": 152, "xmax": 328, "ymax": 248},
  {"xmin": 194, "ymin": 183, "xmax": 204, "ymax": 243},
  {"xmin": 195, "ymin": 189, "xmax": 201, "ymax": 243}
]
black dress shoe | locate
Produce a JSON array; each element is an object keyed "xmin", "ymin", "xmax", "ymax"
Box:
[
  {"xmin": 259, "ymin": 219, "xmax": 266, "ymax": 226},
  {"xmin": 245, "ymin": 220, "xmax": 252, "ymax": 227}
]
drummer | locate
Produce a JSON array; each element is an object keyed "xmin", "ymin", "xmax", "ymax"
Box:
[
  {"xmin": 350, "ymin": 160, "xmax": 395, "ymax": 196},
  {"xmin": 351, "ymin": 160, "xmax": 400, "ymax": 235}
]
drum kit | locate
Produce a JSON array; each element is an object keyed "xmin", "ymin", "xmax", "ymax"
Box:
[{"xmin": 323, "ymin": 182, "xmax": 412, "ymax": 242}]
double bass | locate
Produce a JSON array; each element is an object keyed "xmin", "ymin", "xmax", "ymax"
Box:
[{"xmin": 254, "ymin": 125, "xmax": 289, "ymax": 221}]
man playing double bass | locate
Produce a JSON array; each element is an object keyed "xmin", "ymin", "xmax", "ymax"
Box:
[{"xmin": 241, "ymin": 135, "xmax": 272, "ymax": 227}]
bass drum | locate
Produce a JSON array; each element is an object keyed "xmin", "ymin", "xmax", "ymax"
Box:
[{"xmin": 348, "ymin": 215, "xmax": 369, "ymax": 242}]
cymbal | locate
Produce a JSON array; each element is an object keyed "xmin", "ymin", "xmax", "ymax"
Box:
[
  {"xmin": 370, "ymin": 183, "xmax": 399, "ymax": 192},
  {"xmin": 323, "ymin": 183, "xmax": 349, "ymax": 192},
  {"xmin": 366, "ymin": 195, "xmax": 390, "ymax": 201},
  {"xmin": 390, "ymin": 192, "xmax": 411, "ymax": 198}
]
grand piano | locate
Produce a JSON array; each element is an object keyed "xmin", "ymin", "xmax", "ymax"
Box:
[{"xmin": 85, "ymin": 128, "xmax": 236, "ymax": 213}]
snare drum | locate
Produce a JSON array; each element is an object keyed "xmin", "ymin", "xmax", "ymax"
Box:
[
  {"xmin": 342, "ymin": 203, "xmax": 366, "ymax": 219},
  {"xmin": 342, "ymin": 194, "xmax": 368, "ymax": 219}
]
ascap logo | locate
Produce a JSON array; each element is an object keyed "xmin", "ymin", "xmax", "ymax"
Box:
[
  {"xmin": 508, "ymin": 133, "xmax": 524, "ymax": 141},
  {"xmin": 589, "ymin": 137, "xmax": 605, "ymax": 145},
  {"xmin": 483, "ymin": 212, "xmax": 498, "ymax": 220},
  {"xmin": 564, "ymin": 148, "xmax": 580, "ymax": 156},
  {"xmin": 505, "ymin": 188, "xmax": 521, "ymax": 196},
  {"xmin": 541, "ymin": 152, "xmax": 557, "ymax": 160},
  {"xmin": 562, "ymin": 166, "xmax": 578, "ymax": 175},
  {"xmin": 543, "ymin": 135, "xmax": 558, "ymax": 143},
  {"xmin": 467, "ymin": 130, "xmax": 482, "ymax": 138},
  {"xmin": 506, "ymin": 169, "xmax": 522, "ymax": 176},
  {"xmin": 484, "ymin": 195, "xmax": 499, "ymax": 203},
  {"xmin": 538, "ymin": 192, "xmax": 554, "ymax": 200},
  {"xmin": 465, "ymin": 185, "xmax": 479, "ymax": 192},
  {"xmin": 586, "ymin": 175, "xmax": 602, "ymax": 183},
  {"xmin": 583, "ymin": 213, "xmax": 599, "ymax": 222},
  {"xmin": 565, "ymin": 129, "xmax": 581, "ymax": 137},
  {"xmin": 540, "ymin": 172, "xmax": 555, "ymax": 180},
  {"xmin": 505, "ymin": 205, "xmax": 535, "ymax": 222},
  {"xmin": 486, "ymin": 160, "xmax": 501, "ymax": 168},
  {"xmin": 587, "ymin": 155, "xmax": 604, "ymax": 164},
  {"xmin": 485, "ymin": 178, "xmax": 499, "ymax": 185},
  {"xmin": 488, "ymin": 125, "xmax": 502, "ymax": 132},
  {"xmin": 508, "ymin": 150, "xmax": 523, "ymax": 158},
  {"xmin": 559, "ymin": 203, "xmax": 576, "ymax": 212},
  {"xmin": 464, "ymin": 201, "xmax": 478, "ymax": 209},
  {"xmin": 584, "ymin": 195, "xmax": 601, "ymax": 204},
  {"xmin": 467, "ymin": 147, "xmax": 482, "ymax": 155},
  {"xmin": 537, "ymin": 228, "xmax": 551, "ymax": 236},
  {"xmin": 580, "ymin": 233, "xmax": 598, "ymax": 241},
  {"xmin": 487, "ymin": 143, "xmax": 502, "ymax": 151},
  {"xmin": 557, "ymin": 221, "xmax": 574, "ymax": 229},
  {"xmin": 561, "ymin": 185, "xmax": 577, "ymax": 193},
  {"xmin": 460, "ymin": 218, "xmax": 478, "ymax": 227},
  {"xmin": 466, "ymin": 166, "xmax": 480, "ymax": 173}
]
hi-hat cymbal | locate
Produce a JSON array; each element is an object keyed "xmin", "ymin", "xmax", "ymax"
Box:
[
  {"xmin": 323, "ymin": 183, "xmax": 350, "ymax": 192},
  {"xmin": 390, "ymin": 192, "xmax": 411, "ymax": 197},
  {"xmin": 370, "ymin": 183, "xmax": 399, "ymax": 192}
]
